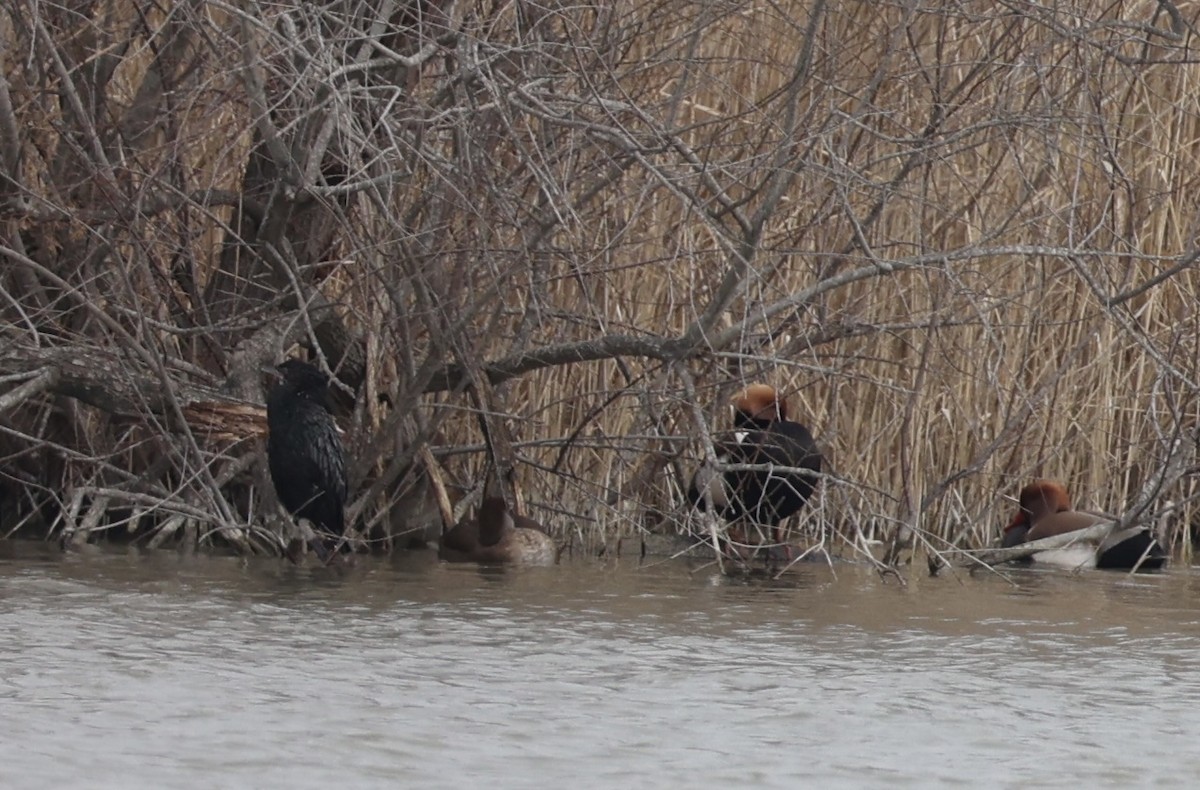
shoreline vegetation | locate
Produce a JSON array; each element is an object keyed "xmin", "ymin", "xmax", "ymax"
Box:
[{"xmin": 2, "ymin": 1, "xmax": 1200, "ymax": 578}]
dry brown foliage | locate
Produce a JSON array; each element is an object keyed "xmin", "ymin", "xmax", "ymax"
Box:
[{"xmin": 2, "ymin": 0, "xmax": 1200, "ymax": 571}]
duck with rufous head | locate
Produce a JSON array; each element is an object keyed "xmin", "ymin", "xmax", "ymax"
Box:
[
  {"xmin": 687, "ymin": 384, "xmax": 822, "ymax": 557},
  {"xmin": 1002, "ymin": 480, "xmax": 1166, "ymax": 571}
]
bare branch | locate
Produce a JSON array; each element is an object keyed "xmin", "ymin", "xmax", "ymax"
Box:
[{"xmin": 0, "ymin": 367, "xmax": 59, "ymax": 415}]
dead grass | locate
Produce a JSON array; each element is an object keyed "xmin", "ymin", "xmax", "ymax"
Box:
[{"xmin": 2, "ymin": 0, "xmax": 1199, "ymax": 563}]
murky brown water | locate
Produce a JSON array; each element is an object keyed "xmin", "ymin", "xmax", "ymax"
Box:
[{"xmin": 2, "ymin": 542, "xmax": 1200, "ymax": 789}]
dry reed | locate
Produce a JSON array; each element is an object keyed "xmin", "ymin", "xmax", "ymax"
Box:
[{"xmin": 1, "ymin": 0, "xmax": 1199, "ymax": 571}]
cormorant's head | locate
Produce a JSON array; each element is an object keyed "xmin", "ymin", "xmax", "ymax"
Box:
[{"xmin": 274, "ymin": 359, "xmax": 330, "ymax": 396}]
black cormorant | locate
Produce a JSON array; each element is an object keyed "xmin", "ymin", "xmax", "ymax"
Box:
[{"xmin": 266, "ymin": 359, "xmax": 347, "ymax": 559}]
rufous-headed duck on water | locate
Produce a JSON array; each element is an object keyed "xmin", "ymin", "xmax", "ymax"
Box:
[
  {"xmin": 687, "ymin": 384, "xmax": 822, "ymax": 554},
  {"xmin": 1002, "ymin": 480, "xmax": 1166, "ymax": 571}
]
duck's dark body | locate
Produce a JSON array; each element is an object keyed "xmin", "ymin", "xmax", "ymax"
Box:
[
  {"xmin": 687, "ymin": 385, "xmax": 822, "ymax": 550},
  {"xmin": 705, "ymin": 419, "xmax": 822, "ymax": 527}
]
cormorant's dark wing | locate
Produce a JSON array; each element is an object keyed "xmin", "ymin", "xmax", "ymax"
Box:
[{"xmin": 267, "ymin": 400, "xmax": 347, "ymax": 537}]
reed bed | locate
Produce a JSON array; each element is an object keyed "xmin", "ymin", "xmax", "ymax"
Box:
[{"xmin": 1, "ymin": 0, "xmax": 1199, "ymax": 570}]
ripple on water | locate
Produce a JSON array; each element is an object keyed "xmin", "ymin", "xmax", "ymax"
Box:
[{"xmin": 1, "ymin": 548, "xmax": 1200, "ymax": 788}]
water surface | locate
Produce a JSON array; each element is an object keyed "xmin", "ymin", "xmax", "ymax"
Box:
[{"xmin": 2, "ymin": 543, "xmax": 1199, "ymax": 788}]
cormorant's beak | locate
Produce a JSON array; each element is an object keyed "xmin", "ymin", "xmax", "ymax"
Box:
[{"xmin": 260, "ymin": 363, "xmax": 284, "ymax": 381}]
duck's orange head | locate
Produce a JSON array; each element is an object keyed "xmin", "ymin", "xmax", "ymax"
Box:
[
  {"xmin": 1006, "ymin": 480, "xmax": 1071, "ymax": 531},
  {"xmin": 733, "ymin": 384, "xmax": 786, "ymax": 426}
]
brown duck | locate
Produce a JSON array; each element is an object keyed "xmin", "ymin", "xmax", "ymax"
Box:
[
  {"xmin": 1002, "ymin": 480, "xmax": 1166, "ymax": 571},
  {"xmin": 439, "ymin": 497, "xmax": 557, "ymax": 565}
]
